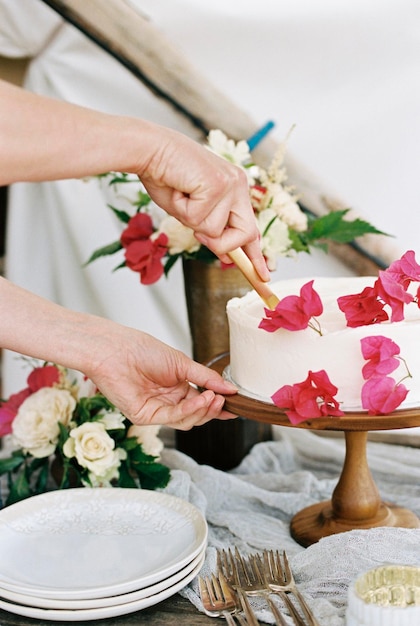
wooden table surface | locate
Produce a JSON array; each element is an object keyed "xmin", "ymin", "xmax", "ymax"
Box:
[{"xmin": 0, "ymin": 594, "xmax": 223, "ymax": 626}]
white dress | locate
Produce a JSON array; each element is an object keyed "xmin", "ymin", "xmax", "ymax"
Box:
[{"xmin": 1, "ymin": 0, "xmax": 419, "ymax": 395}]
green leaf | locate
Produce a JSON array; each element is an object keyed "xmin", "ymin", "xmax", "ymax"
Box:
[
  {"xmin": 0, "ymin": 454, "xmax": 25, "ymax": 475},
  {"xmin": 163, "ymin": 253, "xmax": 181, "ymax": 276},
  {"xmin": 134, "ymin": 462, "xmax": 171, "ymax": 491},
  {"xmin": 117, "ymin": 461, "xmax": 138, "ymax": 488},
  {"xmin": 305, "ymin": 210, "xmax": 388, "ymax": 244},
  {"xmin": 6, "ymin": 471, "xmax": 32, "ymax": 505},
  {"xmin": 134, "ymin": 191, "xmax": 152, "ymax": 210},
  {"xmin": 34, "ymin": 459, "xmax": 50, "ymax": 494},
  {"xmin": 108, "ymin": 204, "xmax": 132, "ymax": 224},
  {"xmin": 84, "ymin": 240, "xmax": 122, "ymax": 265}
]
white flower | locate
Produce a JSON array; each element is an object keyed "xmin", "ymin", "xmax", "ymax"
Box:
[
  {"xmin": 127, "ymin": 424, "xmax": 163, "ymax": 458},
  {"xmin": 97, "ymin": 409, "xmax": 126, "ymax": 430},
  {"xmin": 257, "ymin": 208, "xmax": 292, "ymax": 270},
  {"xmin": 63, "ymin": 422, "xmax": 127, "ymax": 479},
  {"xmin": 207, "ymin": 129, "xmax": 251, "ymax": 166},
  {"xmin": 206, "ymin": 129, "xmax": 258, "ymax": 186},
  {"xmin": 155, "ymin": 216, "xmax": 200, "ymax": 255},
  {"xmin": 265, "ymin": 183, "xmax": 308, "ymax": 232},
  {"xmin": 12, "ymin": 388, "xmax": 76, "ymax": 458}
]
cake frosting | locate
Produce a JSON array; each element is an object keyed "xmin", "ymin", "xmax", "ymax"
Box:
[{"xmin": 226, "ymin": 275, "xmax": 420, "ymax": 413}]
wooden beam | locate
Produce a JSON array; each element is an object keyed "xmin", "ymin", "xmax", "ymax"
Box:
[{"xmin": 40, "ymin": 0, "xmax": 399, "ymax": 274}]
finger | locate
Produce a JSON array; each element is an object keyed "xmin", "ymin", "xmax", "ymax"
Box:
[
  {"xmin": 185, "ymin": 364, "xmax": 238, "ymax": 395},
  {"xmin": 149, "ymin": 390, "xmax": 224, "ymax": 430},
  {"xmin": 242, "ymin": 240, "xmax": 271, "ymax": 282}
]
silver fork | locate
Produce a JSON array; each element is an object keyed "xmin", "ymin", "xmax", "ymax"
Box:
[
  {"xmin": 218, "ymin": 548, "xmax": 302, "ymax": 626},
  {"xmin": 261, "ymin": 550, "xmax": 320, "ymax": 626},
  {"xmin": 199, "ymin": 572, "xmax": 260, "ymax": 625}
]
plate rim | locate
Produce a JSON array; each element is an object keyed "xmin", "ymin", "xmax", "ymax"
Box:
[
  {"xmin": 0, "ymin": 488, "xmax": 207, "ymax": 599},
  {"xmin": 0, "ymin": 552, "xmax": 205, "ymax": 621}
]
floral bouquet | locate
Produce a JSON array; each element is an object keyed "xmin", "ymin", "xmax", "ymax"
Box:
[
  {"xmin": 0, "ymin": 362, "xmax": 170, "ymax": 506},
  {"xmin": 86, "ymin": 129, "xmax": 384, "ymax": 285}
]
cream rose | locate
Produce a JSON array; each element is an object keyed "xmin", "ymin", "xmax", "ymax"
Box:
[
  {"xmin": 63, "ymin": 422, "xmax": 126, "ymax": 479},
  {"xmin": 155, "ymin": 215, "xmax": 200, "ymax": 255},
  {"xmin": 257, "ymin": 208, "xmax": 292, "ymax": 270},
  {"xmin": 12, "ymin": 387, "xmax": 76, "ymax": 458},
  {"xmin": 127, "ymin": 424, "xmax": 163, "ymax": 458},
  {"xmin": 96, "ymin": 409, "xmax": 126, "ymax": 430}
]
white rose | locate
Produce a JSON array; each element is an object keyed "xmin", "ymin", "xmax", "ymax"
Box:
[
  {"xmin": 63, "ymin": 422, "xmax": 127, "ymax": 479},
  {"xmin": 127, "ymin": 424, "xmax": 163, "ymax": 458},
  {"xmin": 257, "ymin": 208, "xmax": 292, "ymax": 270},
  {"xmin": 83, "ymin": 448, "xmax": 128, "ymax": 488},
  {"xmin": 155, "ymin": 216, "xmax": 200, "ymax": 255},
  {"xmin": 97, "ymin": 409, "xmax": 126, "ymax": 430},
  {"xmin": 12, "ymin": 387, "xmax": 76, "ymax": 458}
]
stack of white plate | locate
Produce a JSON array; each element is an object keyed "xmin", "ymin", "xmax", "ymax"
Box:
[{"xmin": 0, "ymin": 488, "xmax": 207, "ymax": 621}]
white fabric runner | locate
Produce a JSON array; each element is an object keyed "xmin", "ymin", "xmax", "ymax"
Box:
[{"xmin": 160, "ymin": 428, "xmax": 420, "ymax": 625}]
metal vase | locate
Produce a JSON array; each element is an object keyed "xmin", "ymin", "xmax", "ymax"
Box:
[{"xmin": 176, "ymin": 258, "xmax": 272, "ymax": 470}]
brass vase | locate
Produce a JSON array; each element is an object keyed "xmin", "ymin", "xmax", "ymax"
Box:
[{"xmin": 176, "ymin": 258, "xmax": 272, "ymax": 470}]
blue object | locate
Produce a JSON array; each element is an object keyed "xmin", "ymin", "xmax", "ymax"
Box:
[{"xmin": 246, "ymin": 120, "xmax": 275, "ymax": 151}]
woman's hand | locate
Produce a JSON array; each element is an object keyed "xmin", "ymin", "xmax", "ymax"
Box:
[
  {"xmin": 85, "ymin": 328, "xmax": 238, "ymax": 430},
  {"xmin": 134, "ymin": 125, "xmax": 270, "ymax": 282}
]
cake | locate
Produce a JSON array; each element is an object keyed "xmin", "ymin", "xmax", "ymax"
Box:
[{"xmin": 226, "ymin": 273, "xmax": 420, "ymax": 415}]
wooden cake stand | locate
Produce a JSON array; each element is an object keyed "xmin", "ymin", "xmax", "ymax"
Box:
[{"xmin": 209, "ymin": 354, "xmax": 420, "ymax": 547}]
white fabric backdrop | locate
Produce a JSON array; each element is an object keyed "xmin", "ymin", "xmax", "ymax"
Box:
[{"xmin": 0, "ymin": 0, "xmax": 419, "ymax": 397}]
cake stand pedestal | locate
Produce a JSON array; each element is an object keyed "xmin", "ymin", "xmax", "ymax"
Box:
[{"xmin": 209, "ymin": 354, "xmax": 420, "ymax": 547}]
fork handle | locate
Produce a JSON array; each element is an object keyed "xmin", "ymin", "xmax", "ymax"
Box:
[
  {"xmin": 222, "ymin": 611, "xmax": 238, "ymax": 626},
  {"xmin": 290, "ymin": 589, "xmax": 320, "ymax": 626},
  {"xmin": 272, "ymin": 591, "xmax": 306, "ymax": 626}
]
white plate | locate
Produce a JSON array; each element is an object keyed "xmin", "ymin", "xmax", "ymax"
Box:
[
  {"xmin": 0, "ymin": 551, "xmax": 205, "ymax": 621},
  {"xmin": 0, "ymin": 488, "xmax": 207, "ymax": 599},
  {"xmin": 0, "ymin": 547, "xmax": 206, "ymax": 610}
]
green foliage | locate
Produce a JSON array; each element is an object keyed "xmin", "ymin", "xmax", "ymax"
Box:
[{"xmin": 293, "ymin": 209, "xmax": 388, "ymax": 254}]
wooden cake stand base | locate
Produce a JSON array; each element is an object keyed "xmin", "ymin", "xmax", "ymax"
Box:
[{"xmin": 209, "ymin": 354, "xmax": 420, "ymax": 547}]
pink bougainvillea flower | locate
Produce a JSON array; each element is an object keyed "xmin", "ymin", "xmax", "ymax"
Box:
[
  {"xmin": 360, "ymin": 335, "xmax": 401, "ymax": 379},
  {"xmin": 337, "ymin": 286, "xmax": 388, "ymax": 328},
  {"xmin": 361, "ymin": 376, "xmax": 408, "ymax": 415},
  {"xmin": 271, "ymin": 369, "xmax": 344, "ymax": 425},
  {"xmin": 124, "ymin": 233, "xmax": 168, "ymax": 285},
  {"xmin": 120, "ymin": 213, "xmax": 154, "ymax": 248},
  {"xmin": 259, "ymin": 280, "xmax": 323, "ymax": 332},
  {"xmin": 373, "ymin": 271, "xmax": 414, "ymax": 322},
  {"xmin": 385, "ymin": 250, "xmax": 420, "ymax": 288}
]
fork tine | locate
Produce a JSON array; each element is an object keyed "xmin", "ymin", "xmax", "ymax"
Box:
[
  {"xmin": 234, "ymin": 547, "xmax": 253, "ymax": 586},
  {"xmin": 198, "ymin": 576, "xmax": 210, "ymax": 605},
  {"xmin": 248, "ymin": 553, "xmax": 266, "ymax": 586}
]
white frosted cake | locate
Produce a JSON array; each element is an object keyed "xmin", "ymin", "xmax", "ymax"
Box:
[{"xmin": 226, "ymin": 276, "xmax": 420, "ymax": 413}]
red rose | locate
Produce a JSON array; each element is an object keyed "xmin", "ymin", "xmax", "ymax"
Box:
[
  {"xmin": 271, "ymin": 369, "xmax": 344, "ymax": 425},
  {"xmin": 337, "ymin": 286, "xmax": 388, "ymax": 328},
  {"xmin": 0, "ymin": 365, "xmax": 60, "ymax": 436},
  {"xmin": 0, "ymin": 388, "xmax": 31, "ymax": 436},
  {"xmin": 259, "ymin": 280, "xmax": 323, "ymax": 332}
]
